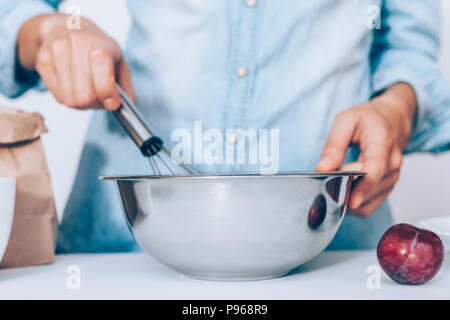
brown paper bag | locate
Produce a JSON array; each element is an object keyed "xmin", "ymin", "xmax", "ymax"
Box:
[{"xmin": 0, "ymin": 106, "xmax": 57, "ymax": 267}]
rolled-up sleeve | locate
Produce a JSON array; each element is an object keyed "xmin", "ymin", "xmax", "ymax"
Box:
[
  {"xmin": 371, "ymin": 0, "xmax": 450, "ymax": 153},
  {"xmin": 0, "ymin": 0, "xmax": 60, "ymax": 98}
]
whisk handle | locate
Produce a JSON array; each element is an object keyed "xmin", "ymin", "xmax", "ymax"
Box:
[{"xmin": 111, "ymin": 85, "xmax": 163, "ymax": 157}]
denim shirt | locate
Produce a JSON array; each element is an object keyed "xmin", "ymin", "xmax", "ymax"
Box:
[{"xmin": 1, "ymin": 0, "xmax": 449, "ymax": 252}]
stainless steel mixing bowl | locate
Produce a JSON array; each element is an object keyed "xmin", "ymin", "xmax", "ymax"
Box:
[{"xmin": 101, "ymin": 172, "xmax": 363, "ymax": 281}]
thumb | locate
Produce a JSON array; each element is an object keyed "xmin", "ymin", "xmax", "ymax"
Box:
[{"xmin": 316, "ymin": 111, "xmax": 359, "ymax": 172}]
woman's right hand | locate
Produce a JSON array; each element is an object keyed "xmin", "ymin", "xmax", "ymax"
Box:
[{"xmin": 17, "ymin": 13, "xmax": 135, "ymax": 110}]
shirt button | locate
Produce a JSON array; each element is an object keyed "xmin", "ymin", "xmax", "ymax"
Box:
[
  {"xmin": 237, "ymin": 67, "xmax": 248, "ymax": 77},
  {"xmin": 227, "ymin": 134, "xmax": 238, "ymax": 144},
  {"xmin": 246, "ymin": 0, "xmax": 257, "ymax": 8}
]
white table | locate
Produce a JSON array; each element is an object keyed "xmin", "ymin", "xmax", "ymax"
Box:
[{"xmin": 0, "ymin": 251, "xmax": 448, "ymax": 299}]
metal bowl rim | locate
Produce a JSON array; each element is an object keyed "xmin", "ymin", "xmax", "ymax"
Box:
[{"xmin": 99, "ymin": 171, "xmax": 365, "ymax": 181}]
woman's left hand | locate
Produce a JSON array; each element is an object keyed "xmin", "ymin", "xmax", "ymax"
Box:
[{"xmin": 316, "ymin": 83, "xmax": 417, "ymax": 217}]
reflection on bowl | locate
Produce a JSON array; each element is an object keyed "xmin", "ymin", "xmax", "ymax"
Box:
[{"xmin": 307, "ymin": 194, "xmax": 327, "ymax": 229}]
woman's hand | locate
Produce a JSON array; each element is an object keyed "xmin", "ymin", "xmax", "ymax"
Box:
[
  {"xmin": 17, "ymin": 13, "xmax": 135, "ymax": 110},
  {"xmin": 316, "ymin": 83, "xmax": 417, "ymax": 217}
]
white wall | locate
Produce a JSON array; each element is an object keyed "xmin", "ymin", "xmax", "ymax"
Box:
[{"xmin": 0, "ymin": 0, "xmax": 449, "ymax": 223}]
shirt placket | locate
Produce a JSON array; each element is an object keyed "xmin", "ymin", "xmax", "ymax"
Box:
[{"xmin": 224, "ymin": 0, "xmax": 261, "ymax": 170}]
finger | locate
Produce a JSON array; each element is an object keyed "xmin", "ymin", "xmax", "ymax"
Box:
[
  {"xmin": 35, "ymin": 48, "xmax": 63, "ymax": 103},
  {"xmin": 51, "ymin": 38, "xmax": 76, "ymax": 107},
  {"xmin": 340, "ymin": 162, "xmax": 364, "ymax": 172},
  {"xmin": 362, "ymin": 169, "xmax": 400, "ymax": 204},
  {"xmin": 316, "ymin": 111, "xmax": 359, "ymax": 171},
  {"xmin": 348, "ymin": 190, "xmax": 391, "ymax": 217},
  {"xmin": 350, "ymin": 156, "xmax": 390, "ymax": 209},
  {"xmin": 349, "ymin": 148, "xmax": 401, "ymax": 205},
  {"xmin": 116, "ymin": 58, "xmax": 136, "ymax": 103},
  {"xmin": 389, "ymin": 148, "xmax": 403, "ymax": 171},
  {"xmin": 89, "ymin": 47, "xmax": 121, "ymax": 110},
  {"xmin": 70, "ymin": 34, "xmax": 97, "ymax": 108},
  {"xmin": 349, "ymin": 129, "xmax": 393, "ymax": 209}
]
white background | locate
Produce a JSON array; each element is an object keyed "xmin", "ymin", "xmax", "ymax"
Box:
[{"xmin": 0, "ymin": 0, "xmax": 449, "ymax": 223}]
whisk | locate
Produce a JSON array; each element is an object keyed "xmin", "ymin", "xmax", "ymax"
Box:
[{"xmin": 111, "ymin": 84, "xmax": 202, "ymax": 175}]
